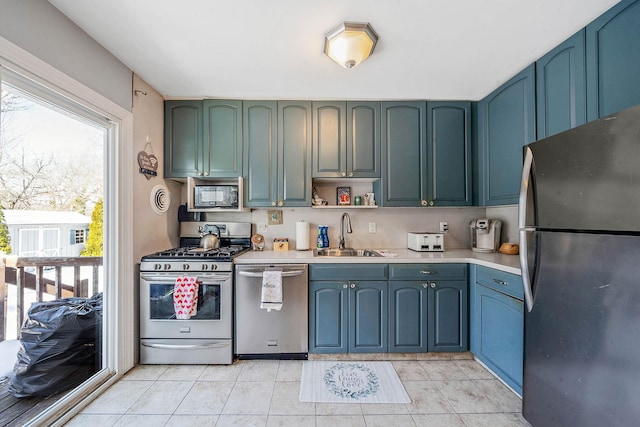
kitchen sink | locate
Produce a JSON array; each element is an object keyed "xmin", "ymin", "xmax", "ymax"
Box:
[{"xmin": 313, "ymin": 248, "xmax": 383, "ymax": 257}]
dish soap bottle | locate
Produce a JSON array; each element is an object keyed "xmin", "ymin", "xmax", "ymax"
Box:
[{"xmin": 317, "ymin": 226, "xmax": 324, "ymax": 249}]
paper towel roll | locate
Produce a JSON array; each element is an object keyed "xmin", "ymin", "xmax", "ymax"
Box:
[{"xmin": 296, "ymin": 220, "xmax": 310, "ymax": 251}]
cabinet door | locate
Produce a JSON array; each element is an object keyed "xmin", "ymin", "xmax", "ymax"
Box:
[
  {"xmin": 476, "ymin": 65, "xmax": 535, "ymax": 206},
  {"xmin": 536, "ymin": 30, "xmax": 587, "ymax": 139},
  {"xmin": 164, "ymin": 100, "xmax": 202, "ymax": 178},
  {"xmin": 243, "ymin": 101, "xmax": 277, "ymax": 207},
  {"xmin": 426, "ymin": 101, "xmax": 472, "ymax": 206},
  {"xmin": 347, "ymin": 101, "xmax": 381, "ymax": 178},
  {"xmin": 378, "ymin": 101, "xmax": 427, "ymax": 207},
  {"xmin": 349, "ymin": 281, "xmax": 387, "ymax": 353},
  {"xmin": 202, "ymin": 100, "xmax": 243, "ymax": 177},
  {"xmin": 312, "ymin": 102, "xmax": 347, "ymax": 177},
  {"xmin": 587, "ymin": 0, "xmax": 640, "ymax": 120},
  {"xmin": 473, "ymin": 284, "xmax": 524, "ymax": 395},
  {"xmin": 309, "ymin": 281, "xmax": 348, "ymax": 353},
  {"xmin": 388, "ymin": 282, "xmax": 428, "ymax": 352},
  {"xmin": 428, "ymin": 280, "xmax": 468, "ymax": 352},
  {"xmin": 278, "ymin": 101, "xmax": 312, "ymax": 207}
]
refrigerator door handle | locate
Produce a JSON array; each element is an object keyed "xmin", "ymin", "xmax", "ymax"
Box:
[{"xmin": 519, "ymin": 147, "xmax": 535, "ymax": 312}]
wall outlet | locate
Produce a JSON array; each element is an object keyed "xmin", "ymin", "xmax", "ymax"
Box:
[
  {"xmin": 369, "ymin": 222, "xmax": 377, "ymax": 233},
  {"xmin": 440, "ymin": 222, "xmax": 449, "ymax": 233},
  {"xmin": 257, "ymin": 222, "xmax": 268, "ymax": 233}
]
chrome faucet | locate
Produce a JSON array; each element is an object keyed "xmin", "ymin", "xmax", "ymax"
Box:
[{"xmin": 339, "ymin": 212, "xmax": 352, "ymax": 249}]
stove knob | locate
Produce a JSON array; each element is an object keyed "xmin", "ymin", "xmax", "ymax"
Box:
[
  {"xmin": 164, "ymin": 264, "xmax": 171, "ymax": 271},
  {"xmin": 154, "ymin": 264, "xmax": 162, "ymax": 271},
  {"xmin": 202, "ymin": 264, "xmax": 208, "ymax": 271},
  {"xmin": 211, "ymin": 264, "xmax": 218, "ymax": 270},
  {"xmin": 183, "ymin": 264, "xmax": 190, "ymax": 270}
]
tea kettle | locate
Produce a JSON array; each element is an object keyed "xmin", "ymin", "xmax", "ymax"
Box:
[{"xmin": 199, "ymin": 224, "xmax": 220, "ymax": 250}]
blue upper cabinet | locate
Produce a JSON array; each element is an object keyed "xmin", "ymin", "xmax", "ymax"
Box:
[
  {"xmin": 164, "ymin": 100, "xmax": 242, "ymax": 178},
  {"xmin": 243, "ymin": 101, "xmax": 311, "ymax": 207},
  {"xmin": 586, "ymin": 0, "xmax": 640, "ymax": 120},
  {"xmin": 426, "ymin": 101, "xmax": 472, "ymax": 206},
  {"xmin": 277, "ymin": 101, "xmax": 312, "ymax": 207},
  {"xmin": 312, "ymin": 102, "xmax": 346, "ymax": 178},
  {"xmin": 312, "ymin": 101, "xmax": 380, "ymax": 178},
  {"xmin": 243, "ymin": 101, "xmax": 278, "ymax": 207},
  {"xmin": 377, "ymin": 101, "xmax": 427, "ymax": 207},
  {"xmin": 203, "ymin": 100, "xmax": 243, "ymax": 177},
  {"xmin": 347, "ymin": 101, "xmax": 381, "ymax": 178},
  {"xmin": 476, "ymin": 65, "xmax": 536, "ymax": 206},
  {"xmin": 164, "ymin": 100, "xmax": 202, "ymax": 178},
  {"xmin": 536, "ymin": 30, "xmax": 587, "ymax": 139}
]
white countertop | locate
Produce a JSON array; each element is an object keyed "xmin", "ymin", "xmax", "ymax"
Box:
[{"xmin": 235, "ymin": 248, "xmax": 521, "ymax": 275}]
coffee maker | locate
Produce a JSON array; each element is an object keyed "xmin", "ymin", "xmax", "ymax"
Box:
[{"xmin": 469, "ymin": 218, "xmax": 502, "ymax": 253}]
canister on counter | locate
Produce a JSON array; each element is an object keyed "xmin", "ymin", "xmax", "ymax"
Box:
[{"xmin": 273, "ymin": 237, "xmax": 289, "ymax": 251}]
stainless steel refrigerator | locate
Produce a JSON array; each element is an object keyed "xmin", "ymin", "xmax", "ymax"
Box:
[{"xmin": 519, "ymin": 103, "xmax": 640, "ymax": 426}]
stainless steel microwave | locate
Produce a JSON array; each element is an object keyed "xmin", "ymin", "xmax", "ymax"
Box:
[{"xmin": 193, "ymin": 185, "xmax": 239, "ymax": 209}]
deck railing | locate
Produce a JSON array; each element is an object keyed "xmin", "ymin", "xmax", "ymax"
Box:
[{"xmin": 0, "ymin": 256, "xmax": 103, "ymax": 342}]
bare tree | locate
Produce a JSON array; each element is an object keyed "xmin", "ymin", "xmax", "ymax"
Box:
[{"xmin": 1, "ymin": 88, "xmax": 103, "ymax": 211}]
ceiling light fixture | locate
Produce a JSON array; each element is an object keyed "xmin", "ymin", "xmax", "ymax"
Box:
[{"xmin": 323, "ymin": 21, "xmax": 379, "ymax": 69}]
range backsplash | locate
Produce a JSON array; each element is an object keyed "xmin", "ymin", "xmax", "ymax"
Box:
[{"xmin": 193, "ymin": 205, "xmax": 518, "ymax": 251}]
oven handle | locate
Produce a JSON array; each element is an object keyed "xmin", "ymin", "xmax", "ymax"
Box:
[
  {"xmin": 237, "ymin": 270, "xmax": 305, "ymax": 278},
  {"xmin": 140, "ymin": 274, "xmax": 230, "ymax": 284},
  {"xmin": 141, "ymin": 340, "xmax": 231, "ymax": 350}
]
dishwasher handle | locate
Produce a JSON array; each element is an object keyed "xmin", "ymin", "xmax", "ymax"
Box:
[{"xmin": 237, "ymin": 269, "xmax": 305, "ymax": 278}]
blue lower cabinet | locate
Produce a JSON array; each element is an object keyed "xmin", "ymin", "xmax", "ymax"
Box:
[
  {"xmin": 388, "ymin": 279, "xmax": 468, "ymax": 353},
  {"xmin": 349, "ymin": 281, "xmax": 388, "ymax": 353},
  {"xmin": 428, "ymin": 280, "xmax": 468, "ymax": 352},
  {"xmin": 472, "ymin": 282, "xmax": 524, "ymax": 395},
  {"xmin": 389, "ymin": 282, "xmax": 428, "ymax": 352},
  {"xmin": 309, "ymin": 282, "xmax": 348, "ymax": 353},
  {"xmin": 309, "ymin": 268, "xmax": 388, "ymax": 354}
]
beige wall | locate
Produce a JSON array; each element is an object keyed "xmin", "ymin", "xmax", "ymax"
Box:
[{"xmin": 132, "ymin": 75, "xmax": 180, "ymax": 260}]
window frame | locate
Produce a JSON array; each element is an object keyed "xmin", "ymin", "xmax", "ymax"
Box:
[{"xmin": 1, "ymin": 37, "xmax": 134, "ymax": 427}]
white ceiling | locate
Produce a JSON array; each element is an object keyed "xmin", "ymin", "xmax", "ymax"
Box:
[{"xmin": 50, "ymin": 0, "xmax": 619, "ymax": 101}]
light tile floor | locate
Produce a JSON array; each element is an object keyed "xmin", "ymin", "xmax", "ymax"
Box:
[{"xmin": 65, "ymin": 359, "xmax": 531, "ymax": 427}]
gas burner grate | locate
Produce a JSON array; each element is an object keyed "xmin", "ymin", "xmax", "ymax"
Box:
[{"xmin": 146, "ymin": 245, "xmax": 251, "ymax": 260}]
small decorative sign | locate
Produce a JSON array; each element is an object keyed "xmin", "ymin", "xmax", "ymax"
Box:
[
  {"xmin": 337, "ymin": 187, "xmax": 351, "ymax": 205},
  {"xmin": 138, "ymin": 151, "xmax": 158, "ymax": 179}
]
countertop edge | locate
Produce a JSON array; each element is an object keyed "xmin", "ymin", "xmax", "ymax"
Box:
[{"xmin": 234, "ymin": 249, "xmax": 521, "ymax": 275}]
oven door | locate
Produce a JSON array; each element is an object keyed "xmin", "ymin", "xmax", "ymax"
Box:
[{"xmin": 140, "ymin": 272, "xmax": 232, "ymax": 339}]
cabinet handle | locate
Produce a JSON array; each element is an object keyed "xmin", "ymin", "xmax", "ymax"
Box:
[
  {"xmin": 422, "ymin": 283, "xmax": 429, "ymax": 288},
  {"xmin": 198, "ymin": 172, "xmax": 204, "ymax": 176},
  {"xmin": 203, "ymin": 171, "xmax": 209, "ymax": 176},
  {"xmin": 271, "ymin": 201, "xmax": 276, "ymax": 207},
  {"xmin": 430, "ymin": 282, "xmax": 437, "ymax": 288},
  {"xmin": 343, "ymin": 284, "xmax": 348, "ymax": 289},
  {"xmin": 341, "ymin": 172, "xmax": 347, "ymax": 177},
  {"xmin": 421, "ymin": 200, "xmax": 428, "ymax": 206},
  {"xmin": 420, "ymin": 270, "xmax": 435, "ymax": 275},
  {"xmin": 429, "ymin": 200, "xmax": 434, "ymax": 206},
  {"xmin": 278, "ymin": 201, "xmax": 284, "ymax": 207},
  {"xmin": 493, "ymin": 278, "xmax": 508, "ymax": 286},
  {"xmin": 350, "ymin": 283, "xmax": 356, "ymax": 289},
  {"xmin": 348, "ymin": 172, "xmax": 353, "ymax": 177}
]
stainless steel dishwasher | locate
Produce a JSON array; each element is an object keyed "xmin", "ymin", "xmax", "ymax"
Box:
[{"xmin": 234, "ymin": 264, "xmax": 308, "ymax": 359}]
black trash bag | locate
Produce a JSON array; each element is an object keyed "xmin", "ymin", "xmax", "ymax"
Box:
[{"xmin": 8, "ymin": 293, "xmax": 103, "ymax": 398}]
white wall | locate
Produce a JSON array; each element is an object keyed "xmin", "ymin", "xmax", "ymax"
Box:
[{"xmin": 0, "ymin": 0, "xmax": 132, "ymax": 111}]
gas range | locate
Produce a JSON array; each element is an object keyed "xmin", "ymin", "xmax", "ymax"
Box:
[
  {"xmin": 140, "ymin": 221, "xmax": 252, "ymax": 272},
  {"xmin": 140, "ymin": 246, "xmax": 251, "ymax": 272}
]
